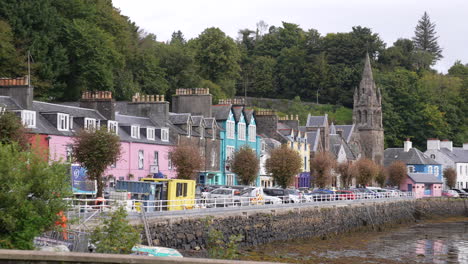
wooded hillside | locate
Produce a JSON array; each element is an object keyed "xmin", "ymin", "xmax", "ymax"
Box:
[{"xmin": 0, "ymin": 1, "xmax": 466, "ymax": 149}]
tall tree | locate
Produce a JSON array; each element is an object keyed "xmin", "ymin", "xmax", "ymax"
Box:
[
  {"xmin": 0, "ymin": 112, "xmax": 31, "ymax": 150},
  {"xmin": 72, "ymin": 126, "xmax": 121, "ymax": 198},
  {"xmin": 191, "ymin": 27, "xmax": 241, "ymax": 97},
  {"xmin": 387, "ymin": 161, "xmax": 407, "ymax": 187},
  {"xmin": 310, "ymin": 152, "xmax": 336, "ymax": 188},
  {"xmin": 412, "ymin": 12, "xmax": 443, "ymax": 67},
  {"xmin": 443, "ymin": 168, "xmax": 456, "ymax": 189},
  {"xmin": 337, "ymin": 162, "xmax": 353, "ymax": 188},
  {"xmin": 231, "ymin": 146, "xmax": 259, "ymax": 185},
  {"xmin": 265, "ymin": 144, "xmax": 302, "ymax": 188},
  {"xmin": 0, "ymin": 143, "xmax": 70, "ymax": 249},
  {"xmin": 352, "ymin": 158, "xmax": 379, "ymax": 187},
  {"xmin": 170, "ymin": 143, "xmax": 204, "ymax": 180}
]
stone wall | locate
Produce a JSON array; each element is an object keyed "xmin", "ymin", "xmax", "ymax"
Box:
[{"xmin": 145, "ymin": 199, "xmax": 468, "ymax": 250}]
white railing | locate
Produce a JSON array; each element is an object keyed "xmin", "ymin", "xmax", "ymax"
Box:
[{"xmin": 65, "ymin": 191, "xmax": 415, "ymax": 216}]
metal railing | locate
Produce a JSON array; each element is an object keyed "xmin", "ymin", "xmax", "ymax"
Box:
[{"xmin": 65, "ymin": 191, "xmax": 415, "ymax": 217}]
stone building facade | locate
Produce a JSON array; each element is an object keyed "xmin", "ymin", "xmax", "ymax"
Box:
[{"xmin": 351, "ymin": 53, "xmax": 384, "ymax": 165}]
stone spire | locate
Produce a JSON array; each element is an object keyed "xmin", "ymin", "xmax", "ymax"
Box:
[{"xmin": 362, "ymin": 52, "xmax": 374, "ymax": 81}]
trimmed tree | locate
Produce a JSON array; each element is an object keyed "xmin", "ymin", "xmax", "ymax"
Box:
[
  {"xmin": 310, "ymin": 152, "xmax": 336, "ymax": 188},
  {"xmin": 0, "ymin": 111, "xmax": 31, "ymax": 150},
  {"xmin": 352, "ymin": 158, "xmax": 379, "ymax": 187},
  {"xmin": 375, "ymin": 165, "xmax": 387, "ymax": 187},
  {"xmin": 72, "ymin": 126, "xmax": 121, "ymax": 198},
  {"xmin": 231, "ymin": 146, "xmax": 259, "ymax": 185},
  {"xmin": 170, "ymin": 143, "xmax": 204, "ymax": 180},
  {"xmin": 443, "ymin": 167, "xmax": 457, "ymax": 189},
  {"xmin": 337, "ymin": 162, "xmax": 353, "ymax": 188},
  {"xmin": 0, "ymin": 143, "xmax": 70, "ymax": 249},
  {"xmin": 387, "ymin": 161, "xmax": 407, "ymax": 187},
  {"xmin": 265, "ymin": 144, "xmax": 302, "ymax": 188}
]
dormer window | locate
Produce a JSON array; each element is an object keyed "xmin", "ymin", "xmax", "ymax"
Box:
[
  {"xmin": 84, "ymin": 118, "xmax": 98, "ymax": 131},
  {"xmin": 21, "ymin": 110, "xmax": 36, "ymax": 128},
  {"xmin": 57, "ymin": 113, "xmax": 70, "ymax": 131},
  {"xmin": 131, "ymin": 125, "xmax": 140, "ymax": 139},
  {"xmin": 108, "ymin": 120, "xmax": 118, "ymax": 135},
  {"xmin": 161, "ymin": 128, "xmax": 169, "ymax": 142},
  {"xmin": 147, "ymin": 127, "xmax": 155, "ymax": 140}
]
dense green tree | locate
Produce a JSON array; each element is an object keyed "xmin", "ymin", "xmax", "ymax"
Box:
[
  {"xmin": 0, "ymin": 20, "xmax": 24, "ymax": 77},
  {"xmin": 231, "ymin": 146, "xmax": 260, "ymax": 185},
  {"xmin": 191, "ymin": 27, "xmax": 241, "ymax": 97},
  {"xmin": 265, "ymin": 144, "xmax": 302, "ymax": 188},
  {"xmin": 0, "ymin": 112, "xmax": 30, "ymax": 150},
  {"xmin": 0, "ymin": 143, "xmax": 70, "ymax": 249},
  {"xmin": 412, "ymin": 12, "xmax": 443, "ymax": 67}
]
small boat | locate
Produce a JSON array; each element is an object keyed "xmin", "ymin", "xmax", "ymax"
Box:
[{"xmin": 131, "ymin": 245, "xmax": 183, "ymax": 257}]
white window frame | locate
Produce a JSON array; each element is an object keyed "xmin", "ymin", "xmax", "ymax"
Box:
[
  {"xmin": 187, "ymin": 122, "xmax": 192, "ymax": 137},
  {"xmin": 428, "ymin": 166, "xmax": 433, "ymax": 174},
  {"xmin": 249, "ymin": 124, "xmax": 256, "ymax": 142},
  {"xmin": 138, "ymin": 150, "xmax": 144, "ymax": 170},
  {"xmin": 168, "ymin": 152, "xmax": 173, "ymax": 170},
  {"xmin": 434, "ymin": 166, "xmax": 439, "ymax": 177},
  {"xmin": 107, "ymin": 120, "xmax": 118, "ymax": 135},
  {"xmin": 21, "ymin": 110, "xmax": 36, "ymax": 128},
  {"xmin": 226, "ymin": 120, "xmax": 235, "ymax": 139},
  {"xmin": 226, "ymin": 174, "xmax": 235, "ymax": 186},
  {"xmin": 238, "ymin": 123, "xmax": 246, "ymax": 140},
  {"xmin": 147, "ymin": 127, "xmax": 156, "ymax": 141},
  {"xmin": 84, "ymin": 118, "xmax": 97, "ymax": 131},
  {"xmin": 161, "ymin": 128, "xmax": 169, "ymax": 142},
  {"xmin": 57, "ymin": 113, "xmax": 70, "ymax": 131},
  {"xmin": 226, "ymin": 146, "xmax": 235, "ymax": 161},
  {"xmin": 212, "ymin": 127, "xmax": 216, "ymax": 140},
  {"xmin": 153, "ymin": 151, "xmax": 159, "ymax": 166},
  {"xmin": 70, "ymin": 116, "xmax": 74, "ymax": 130},
  {"xmin": 131, "ymin": 125, "xmax": 140, "ymax": 139},
  {"xmin": 211, "ymin": 148, "xmax": 216, "ymax": 167},
  {"xmin": 200, "ymin": 126, "xmax": 204, "ymax": 139},
  {"xmin": 407, "ymin": 165, "xmax": 415, "ymax": 173}
]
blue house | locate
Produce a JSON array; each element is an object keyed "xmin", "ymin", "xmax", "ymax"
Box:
[
  {"xmin": 384, "ymin": 139, "xmax": 443, "ymax": 181},
  {"xmin": 212, "ymin": 103, "xmax": 261, "ymax": 186}
]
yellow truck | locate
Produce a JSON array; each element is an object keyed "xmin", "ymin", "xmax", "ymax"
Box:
[{"xmin": 140, "ymin": 178, "xmax": 196, "ymax": 211}]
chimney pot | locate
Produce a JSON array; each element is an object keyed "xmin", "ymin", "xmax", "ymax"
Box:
[
  {"xmin": 404, "ymin": 139, "xmax": 412, "ymax": 152},
  {"xmin": 161, "ymin": 95, "xmax": 165, "ymax": 102}
]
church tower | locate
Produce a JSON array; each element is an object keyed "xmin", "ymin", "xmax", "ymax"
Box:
[{"xmin": 352, "ymin": 53, "xmax": 384, "ymax": 164}]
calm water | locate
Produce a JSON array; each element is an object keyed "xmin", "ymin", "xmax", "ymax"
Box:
[{"xmin": 243, "ymin": 221, "xmax": 468, "ymax": 264}]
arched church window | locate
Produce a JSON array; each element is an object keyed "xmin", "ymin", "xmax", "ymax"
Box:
[
  {"xmin": 363, "ymin": 110, "xmax": 367, "ymax": 124},
  {"xmin": 358, "ymin": 110, "xmax": 361, "ymax": 123}
]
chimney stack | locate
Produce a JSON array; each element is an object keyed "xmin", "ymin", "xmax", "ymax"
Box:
[
  {"xmin": 0, "ymin": 77, "xmax": 33, "ymax": 110},
  {"xmin": 172, "ymin": 88, "xmax": 212, "ymax": 117},
  {"xmin": 403, "ymin": 138, "xmax": 412, "ymax": 152},
  {"xmin": 80, "ymin": 91, "xmax": 115, "ymax": 120},
  {"xmin": 426, "ymin": 138, "xmax": 440, "ymax": 151},
  {"xmin": 440, "ymin": 140, "xmax": 453, "ymax": 152},
  {"xmin": 463, "ymin": 143, "xmax": 468, "ymax": 150}
]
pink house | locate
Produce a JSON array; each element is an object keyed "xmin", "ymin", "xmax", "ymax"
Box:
[
  {"xmin": 48, "ymin": 135, "xmax": 176, "ymax": 183},
  {"xmin": 399, "ymin": 173, "xmax": 443, "ymax": 198}
]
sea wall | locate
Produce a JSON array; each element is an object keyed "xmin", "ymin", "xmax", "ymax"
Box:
[{"xmin": 145, "ymin": 198, "xmax": 468, "ymax": 250}]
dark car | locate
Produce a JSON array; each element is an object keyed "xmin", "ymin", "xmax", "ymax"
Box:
[
  {"xmin": 307, "ymin": 190, "xmax": 335, "ymax": 202},
  {"xmin": 451, "ymin": 189, "xmax": 468, "ymax": 198},
  {"xmin": 263, "ymin": 188, "xmax": 290, "ymax": 203}
]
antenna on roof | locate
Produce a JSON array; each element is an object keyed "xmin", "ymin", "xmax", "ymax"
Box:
[{"xmin": 27, "ymin": 50, "xmax": 33, "ymax": 87}]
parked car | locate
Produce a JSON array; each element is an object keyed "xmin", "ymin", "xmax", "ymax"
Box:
[
  {"xmin": 285, "ymin": 189, "xmax": 303, "ymax": 203},
  {"xmin": 350, "ymin": 188, "xmax": 377, "ymax": 199},
  {"xmin": 205, "ymin": 188, "xmax": 238, "ymax": 207},
  {"xmin": 238, "ymin": 187, "xmax": 265, "ymax": 205},
  {"xmin": 263, "ymin": 188, "xmax": 291, "ymax": 203},
  {"xmin": 263, "ymin": 195, "xmax": 282, "ymax": 205},
  {"xmin": 307, "ymin": 190, "xmax": 335, "ymax": 201},
  {"xmin": 335, "ymin": 190, "xmax": 356, "ymax": 200},
  {"xmin": 366, "ymin": 187, "xmax": 388, "ymax": 198},
  {"xmin": 442, "ymin": 190, "xmax": 459, "ymax": 197},
  {"xmin": 451, "ymin": 189, "xmax": 468, "ymax": 198}
]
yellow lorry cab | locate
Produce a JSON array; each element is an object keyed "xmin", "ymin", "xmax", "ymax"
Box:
[{"xmin": 140, "ymin": 178, "xmax": 196, "ymax": 211}]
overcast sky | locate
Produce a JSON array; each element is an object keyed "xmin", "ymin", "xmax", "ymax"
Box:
[{"xmin": 112, "ymin": 0, "xmax": 468, "ymax": 73}]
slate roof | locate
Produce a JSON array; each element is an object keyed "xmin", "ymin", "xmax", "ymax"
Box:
[
  {"xmin": 115, "ymin": 113, "xmax": 173, "ymax": 145},
  {"xmin": 439, "ymin": 147, "xmax": 468, "ymax": 163},
  {"xmin": 204, "ymin": 118, "xmax": 215, "ymax": 128},
  {"xmin": 335, "ymin": 124, "xmax": 354, "ymax": 143},
  {"xmin": 298, "ymin": 126, "xmax": 307, "ymax": 133},
  {"xmin": 116, "ymin": 113, "xmax": 155, "ymax": 126},
  {"xmin": 408, "ymin": 173, "xmax": 443, "ymax": 184},
  {"xmin": 243, "ymin": 109, "xmax": 253, "ymax": 124},
  {"xmin": 212, "ymin": 104, "xmax": 231, "ymax": 121},
  {"xmin": 277, "ymin": 122, "xmax": 290, "ymax": 130},
  {"xmin": 168, "ymin": 112, "xmax": 190, "ymax": 125},
  {"xmin": 384, "ymin": 148, "xmax": 440, "ymax": 167},
  {"xmin": 191, "ymin": 116, "xmax": 203, "ymax": 127},
  {"xmin": 0, "ymin": 96, "xmax": 21, "ymax": 110},
  {"xmin": 306, "ymin": 130, "xmax": 320, "ymax": 152},
  {"xmin": 306, "ymin": 114, "xmax": 327, "ymax": 127},
  {"xmin": 232, "ymin": 106, "xmax": 243, "ymax": 122},
  {"xmin": 34, "ymin": 101, "xmax": 105, "ymax": 120}
]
